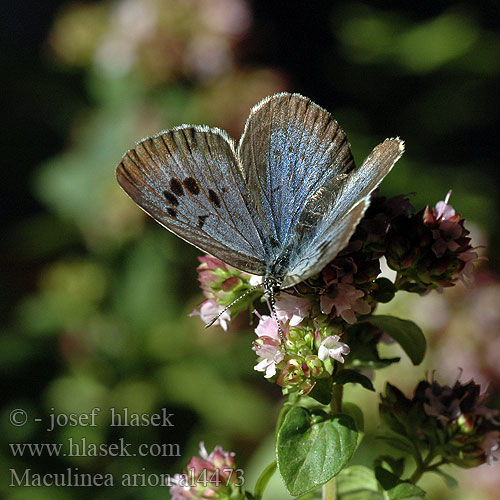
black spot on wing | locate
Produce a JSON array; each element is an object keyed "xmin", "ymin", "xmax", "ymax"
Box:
[
  {"xmin": 167, "ymin": 208, "xmax": 177, "ymax": 217},
  {"xmin": 170, "ymin": 178, "xmax": 184, "ymax": 196},
  {"xmin": 183, "ymin": 177, "xmax": 200, "ymax": 195},
  {"xmin": 163, "ymin": 191, "xmax": 179, "ymax": 206},
  {"xmin": 208, "ymin": 188, "xmax": 221, "ymax": 207},
  {"xmin": 198, "ymin": 214, "xmax": 209, "ymax": 228}
]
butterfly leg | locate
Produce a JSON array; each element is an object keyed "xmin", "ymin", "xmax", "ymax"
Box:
[{"xmin": 263, "ymin": 277, "xmax": 286, "ymax": 348}]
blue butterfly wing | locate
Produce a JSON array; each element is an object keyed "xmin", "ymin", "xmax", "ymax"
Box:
[
  {"xmin": 238, "ymin": 93, "xmax": 354, "ymax": 264},
  {"xmin": 281, "ymin": 138, "xmax": 404, "ymax": 287},
  {"xmin": 116, "ymin": 126, "xmax": 267, "ymax": 274}
]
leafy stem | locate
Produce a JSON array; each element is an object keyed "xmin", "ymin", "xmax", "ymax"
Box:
[
  {"xmin": 409, "ymin": 448, "xmax": 443, "ymax": 484},
  {"xmin": 322, "ymin": 475, "xmax": 337, "ymax": 500},
  {"xmin": 323, "ymin": 366, "xmax": 345, "ymax": 499},
  {"xmin": 330, "ymin": 364, "xmax": 344, "ymax": 414}
]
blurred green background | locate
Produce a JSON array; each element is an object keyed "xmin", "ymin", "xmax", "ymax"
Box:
[{"xmin": 1, "ymin": 1, "xmax": 499, "ymax": 499}]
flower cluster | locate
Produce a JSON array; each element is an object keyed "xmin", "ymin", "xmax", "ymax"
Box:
[
  {"xmin": 386, "ymin": 191, "xmax": 481, "ymax": 293},
  {"xmin": 170, "ymin": 442, "xmax": 244, "ymax": 500},
  {"xmin": 190, "ymin": 254, "xmax": 262, "ymax": 330},
  {"xmin": 252, "ymin": 297, "xmax": 350, "ymax": 395},
  {"xmin": 191, "ymin": 193, "xmax": 481, "ymax": 396},
  {"xmin": 380, "ymin": 376, "xmax": 500, "ymax": 468}
]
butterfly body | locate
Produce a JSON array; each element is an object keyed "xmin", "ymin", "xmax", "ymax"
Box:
[{"xmin": 116, "ymin": 93, "xmax": 404, "ymax": 295}]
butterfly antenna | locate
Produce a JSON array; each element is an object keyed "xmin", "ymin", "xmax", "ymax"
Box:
[{"xmin": 205, "ymin": 283, "xmax": 262, "ymax": 328}]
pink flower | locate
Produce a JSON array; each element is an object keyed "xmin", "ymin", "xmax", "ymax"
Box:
[
  {"xmin": 275, "ymin": 293, "xmax": 312, "ymax": 326},
  {"xmin": 253, "ymin": 335, "xmax": 284, "ymax": 378},
  {"xmin": 320, "ymin": 283, "xmax": 371, "ymax": 324},
  {"xmin": 424, "ymin": 190, "xmax": 457, "ymax": 225},
  {"xmin": 254, "ymin": 313, "xmax": 280, "ymax": 340},
  {"xmin": 457, "ymin": 250, "xmax": 482, "ymax": 287},
  {"xmin": 317, "ymin": 335, "xmax": 350, "ymax": 363},
  {"xmin": 253, "ymin": 313, "xmax": 285, "ymax": 378},
  {"xmin": 190, "ymin": 299, "xmax": 230, "ymax": 330},
  {"xmin": 434, "ymin": 190, "xmax": 456, "ymax": 221}
]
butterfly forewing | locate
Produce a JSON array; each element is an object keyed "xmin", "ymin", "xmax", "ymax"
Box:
[
  {"xmin": 238, "ymin": 93, "xmax": 354, "ymax": 257},
  {"xmin": 116, "ymin": 126, "xmax": 267, "ymax": 275}
]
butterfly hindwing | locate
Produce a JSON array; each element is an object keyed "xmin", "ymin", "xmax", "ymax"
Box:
[
  {"xmin": 282, "ymin": 138, "xmax": 405, "ymax": 287},
  {"xmin": 116, "ymin": 126, "xmax": 267, "ymax": 275},
  {"xmin": 281, "ymin": 199, "xmax": 369, "ymax": 288}
]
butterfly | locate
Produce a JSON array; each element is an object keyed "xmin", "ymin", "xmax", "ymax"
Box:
[{"xmin": 116, "ymin": 92, "xmax": 404, "ymax": 330}]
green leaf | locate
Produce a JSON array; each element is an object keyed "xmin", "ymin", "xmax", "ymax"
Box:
[
  {"xmin": 337, "ymin": 465, "xmax": 384, "ymax": 500},
  {"xmin": 375, "ymin": 456, "xmax": 405, "ymax": 478},
  {"xmin": 375, "ymin": 467, "xmax": 426, "ymax": 499},
  {"xmin": 359, "ymin": 315, "xmax": 426, "ymax": 365},
  {"xmin": 277, "ymin": 407, "xmax": 358, "ymax": 496},
  {"xmin": 376, "ymin": 434, "xmax": 417, "ymax": 456},
  {"xmin": 433, "ymin": 469, "xmax": 458, "ymax": 488},
  {"xmin": 308, "ymin": 377, "xmax": 333, "ymax": 405},
  {"xmin": 342, "ymin": 402, "xmax": 365, "ymax": 434},
  {"xmin": 334, "ymin": 369, "xmax": 375, "ymax": 391},
  {"xmin": 253, "ymin": 461, "xmax": 277, "ymax": 500}
]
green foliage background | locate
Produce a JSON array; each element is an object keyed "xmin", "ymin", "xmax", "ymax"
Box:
[{"xmin": 1, "ymin": 1, "xmax": 499, "ymax": 499}]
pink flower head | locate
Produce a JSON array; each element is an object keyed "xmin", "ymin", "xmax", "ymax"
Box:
[
  {"xmin": 431, "ymin": 220, "xmax": 463, "ymax": 257},
  {"xmin": 320, "ymin": 283, "xmax": 371, "ymax": 324},
  {"xmin": 318, "ymin": 335, "xmax": 350, "ymax": 363},
  {"xmin": 190, "ymin": 299, "xmax": 230, "ymax": 330},
  {"xmin": 198, "ymin": 442, "xmax": 236, "ymax": 471},
  {"xmin": 170, "ymin": 442, "xmax": 239, "ymax": 499},
  {"xmin": 196, "ymin": 255, "xmax": 229, "ymax": 298},
  {"xmin": 275, "ymin": 293, "xmax": 312, "ymax": 326}
]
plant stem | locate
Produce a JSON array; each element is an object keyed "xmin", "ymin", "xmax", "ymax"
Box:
[
  {"xmin": 409, "ymin": 449, "xmax": 435, "ymax": 484},
  {"xmin": 322, "ymin": 476, "xmax": 337, "ymax": 500},
  {"xmin": 331, "ymin": 383, "xmax": 343, "ymax": 414},
  {"xmin": 330, "ymin": 364, "xmax": 344, "ymax": 414},
  {"xmin": 323, "ymin": 369, "xmax": 344, "ymax": 500}
]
